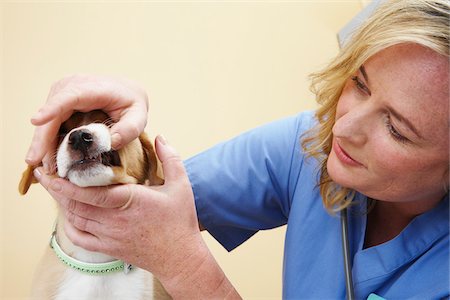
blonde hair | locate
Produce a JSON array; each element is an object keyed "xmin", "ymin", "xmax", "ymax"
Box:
[{"xmin": 302, "ymin": 0, "xmax": 449, "ymax": 213}]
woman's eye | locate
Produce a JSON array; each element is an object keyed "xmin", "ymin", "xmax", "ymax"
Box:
[
  {"xmin": 351, "ymin": 76, "xmax": 371, "ymax": 96},
  {"xmin": 385, "ymin": 116, "xmax": 408, "ymax": 143}
]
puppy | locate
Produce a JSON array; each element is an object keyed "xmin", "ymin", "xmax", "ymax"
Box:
[{"xmin": 19, "ymin": 110, "xmax": 170, "ymax": 300}]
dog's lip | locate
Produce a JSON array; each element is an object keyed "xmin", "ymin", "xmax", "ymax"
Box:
[
  {"xmin": 68, "ymin": 150, "xmax": 120, "ymax": 170},
  {"xmin": 69, "ymin": 156, "xmax": 102, "ymax": 171},
  {"xmin": 73, "ymin": 157, "xmax": 101, "ymax": 165}
]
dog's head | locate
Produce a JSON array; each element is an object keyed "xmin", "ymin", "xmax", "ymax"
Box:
[{"xmin": 19, "ymin": 110, "xmax": 163, "ymax": 194}]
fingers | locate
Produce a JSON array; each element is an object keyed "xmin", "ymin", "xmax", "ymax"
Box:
[
  {"xmin": 42, "ymin": 139, "xmax": 58, "ymax": 174},
  {"xmin": 33, "ymin": 167, "xmax": 134, "ymax": 208},
  {"xmin": 26, "ymin": 75, "xmax": 149, "ymax": 163},
  {"xmin": 34, "ymin": 167, "xmax": 128, "ymax": 253},
  {"xmin": 155, "ymin": 135, "xmax": 188, "ymax": 184},
  {"xmin": 25, "ymin": 120, "xmax": 60, "ymax": 166},
  {"xmin": 64, "ymin": 221, "xmax": 104, "ymax": 253},
  {"xmin": 30, "ymin": 80, "xmax": 114, "ymax": 126},
  {"xmin": 56, "ymin": 194, "xmax": 109, "ymax": 224},
  {"xmin": 31, "ymin": 77, "xmax": 146, "ymax": 126},
  {"xmin": 110, "ymin": 106, "xmax": 148, "ymax": 150}
]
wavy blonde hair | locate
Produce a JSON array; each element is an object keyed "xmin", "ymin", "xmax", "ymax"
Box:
[{"xmin": 302, "ymin": 0, "xmax": 449, "ymax": 213}]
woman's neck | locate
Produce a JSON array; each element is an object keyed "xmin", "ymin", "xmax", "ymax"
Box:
[{"xmin": 363, "ymin": 198, "xmax": 441, "ymax": 249}]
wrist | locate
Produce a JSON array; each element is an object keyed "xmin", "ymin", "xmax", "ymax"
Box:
[{"xmin": 157, "ymin": 235, "xmax": 240, "ymax": 299}]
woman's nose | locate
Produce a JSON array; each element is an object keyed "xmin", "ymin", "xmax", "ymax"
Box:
[{"xmin": 333, "ymin": 109, "xmax": 369, "ymax": 145}]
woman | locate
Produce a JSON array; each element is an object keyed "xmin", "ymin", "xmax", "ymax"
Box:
[{"xmin": 27, "ymin": 0, "xmax": 449, "ymax": 298}]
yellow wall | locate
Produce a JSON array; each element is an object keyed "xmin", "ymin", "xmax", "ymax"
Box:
[{"xmin": 1, "ymin": 2, "xmax": 361, "ymax": 299}]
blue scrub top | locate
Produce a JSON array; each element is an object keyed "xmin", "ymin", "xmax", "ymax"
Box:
[{"xmin": 185, "ymin": 111, "xmax": 449, "ymax": 299}]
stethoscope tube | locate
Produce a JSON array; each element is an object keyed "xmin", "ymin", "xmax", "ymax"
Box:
[{"xmin": 341, "ymin": 207, "xmax": 355, "ymax": 300}]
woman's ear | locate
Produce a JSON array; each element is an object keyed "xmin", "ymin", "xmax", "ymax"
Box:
[
  {"xmin": 139, "ymin": 133, "xmax": 164, "ymax": 186},
  {"xmin": 18, "ymin": 164, "xmax": 39, "ymax": 195}
]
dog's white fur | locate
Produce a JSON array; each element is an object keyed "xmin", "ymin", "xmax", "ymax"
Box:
[
  {"xmin": 57, "ymin": 123, "xmax": 115, "ymax": 187},
  {"xmin": 52, "ymin": 123, "xmax": 152, "ymax": 299},
  {"xmin": 20, "ymin": 111, "xmax": 169, "ymax": 300},
  {"xmin": 55, "ymin": 266, "xmax": 150, "ymax": 300}
]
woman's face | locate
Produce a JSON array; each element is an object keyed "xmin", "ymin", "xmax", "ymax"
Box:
[{"xmin": 328, "ymin": 43, "xmax": 449, "ymax": 209}]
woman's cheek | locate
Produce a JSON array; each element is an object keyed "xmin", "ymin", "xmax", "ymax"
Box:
[{"xmin": 369, "ymin": 137, "xmax": 411, "ymax": 179}]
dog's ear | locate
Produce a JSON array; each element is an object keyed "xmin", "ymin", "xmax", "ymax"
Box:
[
  {"xmin": 139, "ymin": 133, "xmax": 164, "ymax": 186},
  {"xmin": 18, "ymin": 165, "xmax": 39, "ymax": 195}
]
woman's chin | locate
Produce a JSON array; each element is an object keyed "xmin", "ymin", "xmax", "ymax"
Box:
[{"xmin": 327, "ymin": 154, "xmax": 360, "ymax": 190}]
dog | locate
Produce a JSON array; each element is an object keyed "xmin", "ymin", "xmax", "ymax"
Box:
[{"xmin": 19, "ymin": 110, "xmax": 170, "ymax": 300}]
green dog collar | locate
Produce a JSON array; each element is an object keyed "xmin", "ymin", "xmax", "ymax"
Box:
[{"xmin": 50, "ymin": 231, "xmax": 132, "ymax": 275}]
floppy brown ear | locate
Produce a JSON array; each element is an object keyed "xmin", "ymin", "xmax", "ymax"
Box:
[
  {"xmin": 139, "ymin": 133, "xmax": 164, "ymax": 186},
  {"xmin": 18, "ymin": 165, "xmax": 39, "ymax": 195}
]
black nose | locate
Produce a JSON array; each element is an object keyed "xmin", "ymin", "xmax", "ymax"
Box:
[{"xmin": 69, "ymin": 130, "xmax": 94, "ymax": 153}]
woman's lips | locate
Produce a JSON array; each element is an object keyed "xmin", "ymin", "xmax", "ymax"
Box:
[{"xmin": 332, "ymin": 139, "xmax": 364, "ymax": 167}]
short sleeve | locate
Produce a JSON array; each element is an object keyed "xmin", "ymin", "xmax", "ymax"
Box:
[{"xmin": 184, "ymin": 111, "xmax": 316, "ymax": 251}]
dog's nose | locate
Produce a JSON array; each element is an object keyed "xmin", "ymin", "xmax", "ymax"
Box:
[{"xmin": 69, "ymin": 130, "xmax": 94, "ymax": 153}]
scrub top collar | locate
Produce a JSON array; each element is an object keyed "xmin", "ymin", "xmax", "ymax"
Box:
[{"xmin": 350, "ymin": 193, "xmax": 449, "ymax": 288}]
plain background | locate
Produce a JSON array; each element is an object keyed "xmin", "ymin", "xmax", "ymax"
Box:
[{"xmin": 1, "ymin": 1, "xmax": 365, "ymax": 298}]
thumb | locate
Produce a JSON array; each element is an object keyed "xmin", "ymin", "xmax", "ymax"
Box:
[
  {"xmin": 110, "ymin": 118, "xmax": 145, "ymax": 150},
  {"xmin": 155, "ymin": 135, "xmax": 187, "ymax": 184}
]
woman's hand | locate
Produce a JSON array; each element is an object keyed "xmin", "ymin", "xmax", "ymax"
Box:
[
  {"xmin": 33, "ymin": 136, "xmax": 240, "ymax": 299},
  {"xmin": 25, "ymin": 75, "xmax": 149, "ymax": 173}
]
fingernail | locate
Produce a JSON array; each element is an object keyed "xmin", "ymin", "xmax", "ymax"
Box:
[
  {"xmin": 50, "ymin": 181, "xmax": 62, "ymax": 192},
  {"xmin": 33, "ymin": 168, "xmax": 42, "ymax": 181},
  {"xmin": 111, "ymin": 133, "xmax": 122, "ymax": 150}
]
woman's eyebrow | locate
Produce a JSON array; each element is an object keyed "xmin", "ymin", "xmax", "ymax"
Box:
[{"xmin": 388, "ymin": 106, "xmax": 423, "ymax": 139}]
